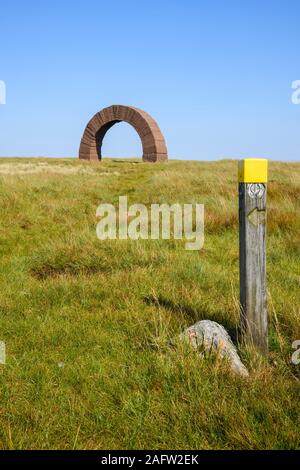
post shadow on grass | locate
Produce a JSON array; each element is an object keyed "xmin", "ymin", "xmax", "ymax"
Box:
[{"xmin": 143, "ymin": 293, "xmax": 239, "ymax": 344}]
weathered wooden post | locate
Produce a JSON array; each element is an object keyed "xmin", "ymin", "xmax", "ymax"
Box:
[{"xmin": 238, "ymin": 159, "xmax": 268, "ymax": 354}]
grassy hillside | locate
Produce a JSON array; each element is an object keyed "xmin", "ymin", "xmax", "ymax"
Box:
[{"xmin": 0, "ymin": 157, "xmax": 299, "ymax": 450}]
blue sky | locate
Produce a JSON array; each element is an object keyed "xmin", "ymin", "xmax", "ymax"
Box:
[{"xmin": 0, "ymin": 0, "xmax": 299, "ymax": 160}]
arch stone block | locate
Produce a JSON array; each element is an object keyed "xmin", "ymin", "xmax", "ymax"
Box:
[{"xmin": 79, "ymin": 105, "xmax": 168, "ymax": 162}]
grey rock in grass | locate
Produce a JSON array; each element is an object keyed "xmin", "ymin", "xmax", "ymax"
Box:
[{"xmin": 179, "ymin": 320, "xmax": 249, "ymax": 377}]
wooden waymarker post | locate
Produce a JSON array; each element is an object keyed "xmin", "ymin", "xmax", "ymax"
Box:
[{"xmin": 238, "ymin": 159, "xmax": 268, "ymax": 354}]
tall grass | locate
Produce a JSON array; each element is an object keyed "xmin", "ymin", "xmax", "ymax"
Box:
[{"xmin": 0, "ymin": 157, "xmax": 299, "ymax": 449}]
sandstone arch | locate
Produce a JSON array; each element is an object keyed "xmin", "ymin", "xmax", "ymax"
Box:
[{"xmin": 79, "ymin": 105, "xmax": 168, "ymax": 162}]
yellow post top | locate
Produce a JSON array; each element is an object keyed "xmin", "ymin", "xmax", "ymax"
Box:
[{"xmin": 238, "ymin": 159, "xmax": 268, "ymax": 183}]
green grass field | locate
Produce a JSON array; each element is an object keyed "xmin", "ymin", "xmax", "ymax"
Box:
[{"xmin": 0, "ymin": 157, "xmax": 299, "ymax": 449}]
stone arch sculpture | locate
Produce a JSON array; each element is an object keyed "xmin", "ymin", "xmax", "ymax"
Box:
[{"xmin": 79, "ymin": 105, "xmax": 168, "ymax": 162}]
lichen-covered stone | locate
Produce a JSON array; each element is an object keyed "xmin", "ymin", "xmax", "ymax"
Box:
[{"xmin": 179, "ymin": 320, "xmax": 249, "ymax": 377}]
